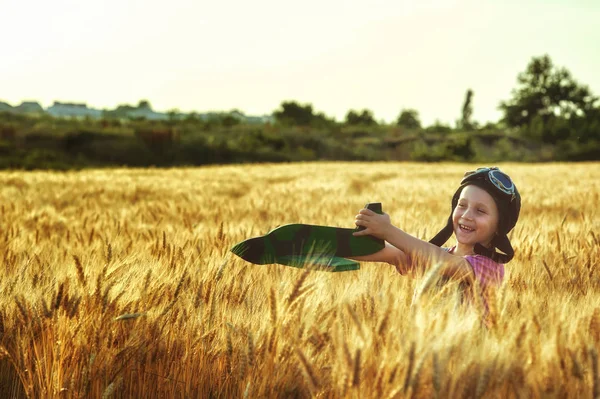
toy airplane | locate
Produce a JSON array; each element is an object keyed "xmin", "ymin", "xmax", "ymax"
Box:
[{"xmin": 230, "ymin": 203, "xmax": 385, "ymax": 272}]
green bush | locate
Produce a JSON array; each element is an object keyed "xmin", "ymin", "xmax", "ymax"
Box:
[{"xmin": 0, "ymin": 110, "xmax": 596, "ymax": 169}]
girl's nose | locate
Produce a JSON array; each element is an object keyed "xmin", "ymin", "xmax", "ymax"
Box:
[{"xmin": 462, "ymin": 208, "xmax": 475, "ymax": 220}]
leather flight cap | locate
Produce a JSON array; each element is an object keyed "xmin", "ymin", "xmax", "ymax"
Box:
[{"xmin": 429, "ymin": 169, "xmax": 521, "ymax": 263}]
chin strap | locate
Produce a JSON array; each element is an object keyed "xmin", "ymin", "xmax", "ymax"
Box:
[
  {"xmin": 429, "ymin": 216, "xmax": 454, "ymax": 247},
  {"xmin": 478, "ymin": 234, "xmax": 514, "ymax": 263}
]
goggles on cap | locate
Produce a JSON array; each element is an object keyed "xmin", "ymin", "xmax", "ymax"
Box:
[{"xmin": 463, "ymin": 167, "xmax": 516, "ymax": 202}]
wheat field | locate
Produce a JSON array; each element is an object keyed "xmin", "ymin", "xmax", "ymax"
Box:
[{"xmin": 0, "ymin": 162, "xmax": 599, "ymax": 398}]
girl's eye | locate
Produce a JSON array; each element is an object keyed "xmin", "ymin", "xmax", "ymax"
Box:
[
  {"xmin": 478, "ymin": 209, "xmax": 486, "ymax": 214},
  {"xmin": 458, "ymin": 203, "xmax": 466, "ymax": 208}
]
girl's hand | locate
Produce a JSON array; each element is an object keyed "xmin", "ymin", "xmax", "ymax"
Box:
[{"xmin": 353, "ymin": 208, "xmax": 393, "ymax": 239}]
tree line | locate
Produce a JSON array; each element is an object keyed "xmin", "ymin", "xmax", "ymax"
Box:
[
  {"xmin": 275, "ymin": 54, "xmax": 599, "ymax": 137},
  {"xmin": 0, "ymin": 54, "xmax": 598, "ymax": 170}
]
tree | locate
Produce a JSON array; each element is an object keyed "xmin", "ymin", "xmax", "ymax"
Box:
[
  {"xmin": 312, "ymin": 111, "xmax": 337, "ymax": 129},
  {"xmin": 499, "ymin": 54, "xmax": 597, "ymax": 128},
  {"xmin": 138, "ymin": 100, "xmax": 152, "ymax": 109},
  {"xmin": 185, "ymin": 112, "xmax": 201, "ymax": 123},
  {"xmin": 345, "ymin": 109, "xmax": 377, "ymax": 126},
  {"xmin": 221, "ymin": 113, "xmax": 241, "ymax": 127},
  {"xmin": 273, "ymin": 101, "xmax": 314, "ymax": 126},
  {"xmin": 396, "ymin": 109, "xmax": 421, "ymax": 129},
  {"xmin": 480, "ymin": 121, "xmax": 499, "ymax": 131},
  {"xmin": 425, "ymin": 120, "xmax": 452, "ymax": 133},
  {"xmin": 167, "ymin": 109, "xmax": 181, "ymax": 123},
  {"xmin": 459, "ymin": 89, "xmax": 474, "ymax": 131}
]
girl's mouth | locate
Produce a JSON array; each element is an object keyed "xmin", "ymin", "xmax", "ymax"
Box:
[{"xmin": 459, "ymin": 224, "xmax": 475, "ymax": 233}]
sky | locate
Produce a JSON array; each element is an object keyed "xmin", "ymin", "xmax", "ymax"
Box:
[{"xmin": 1, "ymin": 0, "xmax": 599, "ymax": 126}]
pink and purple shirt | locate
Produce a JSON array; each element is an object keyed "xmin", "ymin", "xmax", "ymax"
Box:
[
  {"xmin": 400, "ymin": 246, "xmax": 505, "ymax": 322},
  {"xmin": 446, "ymin": 245, "xmax": 505, "ymax": 290},
  {"xmin": 445, "ymin": 245, "xmax": 505, "ymax": 319}
]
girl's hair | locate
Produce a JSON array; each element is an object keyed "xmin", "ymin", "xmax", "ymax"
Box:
[{"xmin": 429, "ymin": 167, "xmax": 521, "ymax": 263}]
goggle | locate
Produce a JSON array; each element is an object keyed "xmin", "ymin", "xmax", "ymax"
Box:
[{"xmin": 463, "ymin": 167, "xmax": 516, "ymax": 201}]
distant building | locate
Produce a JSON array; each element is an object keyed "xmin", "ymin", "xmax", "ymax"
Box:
[
  {"xmin": 0, "ymin": 99, "xmax": 274, "ymax": 124},
  {"xmin": 14, "ymin": 101, "xmax": 44, "ymax": 114},
  {"xmin": 126, "ymin": 107, "xmax": 168, "ymax": 121},
  {"xmin": 245, "ymin": 115, "xmax": 275, "ymax": 124},
  {"xmin": 200, "ymin": 110, "xmax": 274, "ymax": 124},
  {"xmin": 0, "ymin": 101, "xmax": 13, "ymax": 112},
  {"xmin": 102, "ymin": 102, "xmax": 169, "ymax": 120},
  {"xmin": 47, "ymin": 102, "xmax": 103, "ymax": 119},
  {"xmin": 229, "ymin": 109, "xmax": 274, "ymax": 124}
]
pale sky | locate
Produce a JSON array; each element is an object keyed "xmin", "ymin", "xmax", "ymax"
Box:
[{"xmin": 1, "ymin": 0, "xmax": 599, "ymax": 125}]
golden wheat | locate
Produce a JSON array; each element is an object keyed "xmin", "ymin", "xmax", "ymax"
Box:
[{"xmin": 0, "ymin": 162, "xmax": 598, "ymax": 398}]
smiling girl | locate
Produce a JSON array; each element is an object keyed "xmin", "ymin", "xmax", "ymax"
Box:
[{"xmin": 351, "ymin": 167, "xmax": 521, "ymax": 317}]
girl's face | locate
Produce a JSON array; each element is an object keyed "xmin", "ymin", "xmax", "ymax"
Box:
[{"xmin": 452, "ymin": 185, "xmax": 499, "ymax": 248}]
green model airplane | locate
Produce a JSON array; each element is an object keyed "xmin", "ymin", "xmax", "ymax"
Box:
[{"xmin": 230, "ymin": 203, "xmax": 385, "ymax": 272}]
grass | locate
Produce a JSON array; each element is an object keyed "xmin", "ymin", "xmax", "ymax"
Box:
[{"xmin": 0, "ymin": 162, "xmax": 599, "ymax": 398}]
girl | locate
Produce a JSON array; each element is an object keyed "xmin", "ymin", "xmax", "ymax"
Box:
[{"xmin": 351, "ymin": 167, "xmax": 521, "ymax": 315}]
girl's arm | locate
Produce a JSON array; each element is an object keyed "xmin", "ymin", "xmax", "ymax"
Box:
[
  {"xmin": 348, "ymin": 242, "xmax": 412, "ymax": 274},
  {"xmin": 354, "ymin": 209, "xmax": 474, "ymax": 282}
]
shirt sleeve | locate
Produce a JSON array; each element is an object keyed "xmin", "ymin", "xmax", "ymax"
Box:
[{"xmin": 463, "ymin": 255, "xmax": 505, "ymax": 291}]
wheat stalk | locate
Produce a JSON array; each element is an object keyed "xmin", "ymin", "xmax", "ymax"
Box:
[
  {"xmin": 73, "ymin": 255, "xmax": 87, "ymax": 287},
  {"xmin": 247, "ymin": 331, "xmax": 255, "ymax": 368},
  {"xmin": 226, "ymin": 330, "xmax": 233, "ymax": 374},
  {"xmin": 403, "ymin": 342, "xmax": 416, "ymax": 393},
  {"xmin": 591, "ymin": 308, "xmax": 600, "ymax": 345},
  {"xmin": 342, "ymin": 341, "xmax": 353, "ymax": 369},
  {"xmin": 287, "ymin": 270, "xmax": 309, "ymax": 306},
  {"xmin": 54, "ymin": 281, "xmax": 65, "ymax": 311},
  {"xmin": 268, "ymin": 328, "xmax": 278, "ymax": 354},
  {"xmin": 346, "ymin": 303, "xmax": 365, "ymax": 339},
  {"xmin": 475, "ymin": 360, "xmax": 494, "ymax": 399},
  {"xmin": 410, "ymin": 351, "xmax": 427, "ymax": 396},
  {"xmin": 568, "ymin": 349, "xmax": 583, "ymax": 380},
  {"xmin": 591, "ymin": 347, "xmax": 600, "ymax": 399},
  {"xmin": 239, "ymin": 350, "xmax": 248, "ymax": 380},
  {"xmin": 269, "ymin": 287, "xmax": 278, "ymax": 325},
  {"xmin": 296, "ymin": 348, "xmax": 320, "ymax": 390},
  {"xmin": 377, "ymin": 305, "xmax": 390, "ymax": 337},
  {"xmin": 352, "ymin": 349, "xmax": 362, "ymax": 387},
  {"xmin": 432, "ymin": 352, "xmax": 441, "ymax": 397},
  {"xmin": 0, "ymin": 310, "xmax": 5, "ymax": 338}
]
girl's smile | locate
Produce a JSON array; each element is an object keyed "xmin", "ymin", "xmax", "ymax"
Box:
[{"xmin": 457, "ymin": 224, "xmax": 476, "ymax": 236}]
